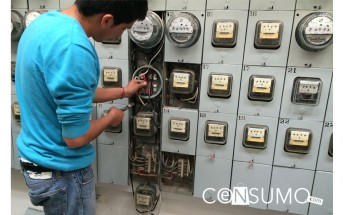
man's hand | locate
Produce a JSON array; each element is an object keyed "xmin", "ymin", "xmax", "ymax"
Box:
[
  {"xmin": 107, "ymin": 106, "xmax": 124, "ymax": 127},
  {"xmin": 123, "ymin": 79, "xmax": 147, "ymax": 98}
]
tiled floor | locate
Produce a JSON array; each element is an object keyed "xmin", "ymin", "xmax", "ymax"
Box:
[{"xmin": 12, "ymin": 169, "xmax": 290, "ymax": 215}]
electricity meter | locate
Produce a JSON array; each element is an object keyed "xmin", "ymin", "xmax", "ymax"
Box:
[
  {"xmin": 284, "ymin": 128, "xmax": 312, "ymax": 154},
  {"xmin": 11, "ymin": 10, "xmax": 24, "ymax": 41},
  {"xmin": 204, "ymin": 121, "xmax": 228, "ymax": 145},
  {"xmin": 291, "ymin": 77, "xmax": 322, "ymax": 105},
  {"xmin": 133, "ymin": 112, "xmax": 156, "ymax": 137},
  {"xmin": 328, "ymin": 133, "xmax": 333, "ymax": 157},
  {"xmin": 166, "ymin": 12, "xmax": 201, "ymax": 48},
  {"xmin": 211, "ymin": 19, "xmax": 238, "ymax": 48},
  {"xmin": 128, "ymin": 11, "xmax": 164, "ymax": 49},
  {"xmin": 169, "ymin": 69, "xmax": 195, "ymax": 95},
  {"xmin": 101, "ymin": 110, "xmax": 122, "ymax": 133},
  {"xmin": 248, "ymin": 75, "xmax": 275, "ymax": 102},
  {"xmin": 135, "ymin": 183, "xmax": 157, "ymax": 212},
  {"xmin": 12, "ymin": 101, "xmax": 21, "ymax": 121},
  {"xmin": 295, "ymin": 12, "xmax": 333, "ymax": 52},
  {"xmin": 102, "ymin": 67, "xmax": 122, "ymax": 88},
  {"xmin": 23, "ymin": 10, "xmax": 45, "ymax": 28},
  {"xmin": 132, "ymin": 65, "xmax": 163, "ymax": 99},
  {"xmin": 254, "ymin": 21, "xmax": 283, "ymax": 49},
  {"xmin": 168, "ymin": 117, "xmax": 190, "ymax": 141},
  {"xmin": 207, "ymin": 73, "xmax": 232, "ymax": 99},
  {"xmin": 243, "ymin": 124, "xmax": 269, "ymax": 149},
  {"xmin": 102, "ymin": 36, "xmax": 121, "ymax": 45}
]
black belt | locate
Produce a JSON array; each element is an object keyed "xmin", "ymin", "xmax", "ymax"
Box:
[{"xmin": 20, "ymin": 160, "xmax": 53, "ymax": 173}]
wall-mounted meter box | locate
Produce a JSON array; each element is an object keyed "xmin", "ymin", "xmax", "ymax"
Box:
[
  {"xmin": 207, "ymin": 73, "xmax": 232, "ymax": 99},
  {"xmin": 101, "ymin": 67, "xmax": 122, "ymax": 88},
  {"xmin": 204, "ymin": 121, "xmax": 228, "ymax": 145},
  {"xmin": 11, "ymin": 10, "xmax": 24, "ymax": 41},
  {"xmin": 284, "ymin": 128, "xmax": 312, "ymax": 154},
  {"xmin": 166, "ymin": 12, "xmax": 201, "ymax": 48},
  {"xmin": 248, "ymin": 75, "xmax": 275, "ymax": 101},
  {"xmin": 28, "ymin": 0, "xmax": 59, "ymax": 10},
  {"xmin": 291, "ymin": 77, "xmax": 322, "ymax": 105},
  {"xmin": 135, "ymin": 183, "xmax": 157, "ymax": 212},
  {"xmin": 133, "ymin": 112, "xmax": 156, "ymax": 137},
  {"xmin": 254, "ymin": 21, "xmax": 283, "ymax": 50},
  {"xmin": 295, "ymin": 12, "xmax": 333, "ymax": 52},
  {"xmin": 168, "ymin": 117, "xmax": 190, "ymax": 141},
  {"xmin": 211, "ymin": 20, "xmax": 238, "ymax": 48},
  {"xmin": 147, "ymin": 0, "xmax": 166, "ymax": 11},
  {"xmin": 128, "ymin": 11, "xmax": 164, "ymax": 49},
  {"xmin": 23, "ymin": 10, "xmax": 46, "ymax": 28},
  {"xmin": 243, "ymin": 125, "xmax": 268, "ymax": 149},
  {"xmin": 12, "ymin": 101, "xmax": 21, "ymax": 121},
  {"xmin": 101, "ymin": 110, "xmax": 122, "ymax": 133},
  {"xmin": 170, "ymin": 69, "xmax": 195, "ymax": 94}
]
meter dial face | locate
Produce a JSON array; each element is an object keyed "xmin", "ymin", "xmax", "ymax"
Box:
[
  {"xmin": 166, "ymin": 12, "xmax": 201, "ymax": 48},
  {"xmin": 24, "ymin": 10, "xmax": 42, "ymax": 28},
  {"xmin": 295, "ymin": 12, "xmax": 333, "ymax": 52},
  {"xmin": 128, "ymin": 11, "xmax": 164, "ymax": 49},
  {"xmin": 11, "ymin": 10, "xmax": 24, "ymax": 41}
]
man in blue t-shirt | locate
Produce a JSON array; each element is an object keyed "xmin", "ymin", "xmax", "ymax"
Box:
[{"xmin": 15, "ymin": 0, "xmax": 148, "ymax": 214}]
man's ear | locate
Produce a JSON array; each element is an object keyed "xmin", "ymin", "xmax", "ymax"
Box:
[{"xmin": 101, "ymin": 14, "xmax": 115, "ymax": 27}]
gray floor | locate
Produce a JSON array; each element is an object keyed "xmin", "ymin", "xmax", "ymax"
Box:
[{"xmin": 12, "ymin": 169, "xmax": 291, "ymax": 215}]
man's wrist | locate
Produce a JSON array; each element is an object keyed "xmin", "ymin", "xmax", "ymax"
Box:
[{"xmin": 120, "ymin": 87, "xmax": 126, "ymax": 98}]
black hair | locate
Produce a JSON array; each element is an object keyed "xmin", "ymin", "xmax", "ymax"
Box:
[{"xmin": 75, "ymin": 0, "xmax": 148, "ymax": 25}]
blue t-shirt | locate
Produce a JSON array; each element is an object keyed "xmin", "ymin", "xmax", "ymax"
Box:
[{"xmin": 15, "ymin": 10, "xmax": 99, "ymax": 171}]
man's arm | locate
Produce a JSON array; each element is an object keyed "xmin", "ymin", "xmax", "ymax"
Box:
[
  {"xmin": 64, "ymin": 106, "xmax": 124, "ymax": 148},
  {"xmin": 94, "ymin": 79, "xmax": 147, "ymax": 103}
]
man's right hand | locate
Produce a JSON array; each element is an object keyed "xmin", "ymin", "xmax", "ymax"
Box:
[{"xmin": 107, "ymin": 106, "xmax": 124, "ymax": 127}]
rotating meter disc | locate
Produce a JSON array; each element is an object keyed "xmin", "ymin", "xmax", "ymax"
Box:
[
  {"xmin": 166, "ymin": 12, "xmax": 201, "ymax": 48},
  {"xmin": 24, "ymin": 10, "xmax": 42, "ymax": 28},
  {"xmin": 11, "ymin": 10, "xmax": 24, "ymax": 41},
  {"xmin": 128, "ymin": 11, "xmax": 164, "ymax": 49},
  {"xmin": 295, "ymin": 12, "xmax": 333, "ymax": 52}
]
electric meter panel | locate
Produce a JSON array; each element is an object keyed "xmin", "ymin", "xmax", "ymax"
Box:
[
  {"xmin": 133, "ymin": 112, "xmax": 156, "ymax": 137},
  {"xmin": 254, "ymin": 21, "xmax": 283, "ymax": 50},
  {"xmin": 243, "ymin": 124, "xmax": 269, "ymax": 149},
  {"xmin": 204, "ymin": 121, "xmax": 228, "ymax": 145},
  {"xmin": 166, "ymin": 12, "xmax": 201, "ymax": 48},
  {"xmin": 295, "ymin": 12, "xmax": 333, "ymax": 52},
  {"xmin": 11, "ymin": 10, "xmax": 24, "ymax": 41},
  {"xmin": 248, "ymin": 75, "xmax": 275, "ymax": 102},
  {"xmin": 101, "ymin": 110, "xmax": 122, "ymax": 133},
  {"xmin": 170, "ymin": 69, "xmax": 195, "ymax": 94},
  {"xmin": 23, "ymin": 10, "xmax": 45, "ymax": 28},
  {"xmin": 12, "ymin": 101, "xmax": 21, "ymax": 121},
  {"xmin": 211, "ymin": 20, "xmax": 238, "ymax": 48},
  {"xmin": 102, "ymin": 36, "xmax": 121, "ymax": 45},
  {"xmin": 291, "ymin": 77, "xmax": 322, "ymax": 105},
  {"xmin": 207, "ymin": 73, "xmax": 232, "ymax": 99},
  {"xmin": 328, "ymin": 133, "xmax": 333, "ymax": 157},
  {"xmin": 168, "ymin": 117, "xmax": 190, "ymax": 141},
  {"xmin": 135, "ymin": 183, "xmax": 157, "ymax": 212},
  {"xmin": 102, "ymin": 67, "xmax": 122, "ymax": 88},
  {"xmin": 129, "ymin": 11, "xmax": 164, "ymax": 49},
  {"xmin": 284, "ymin": 128, "xmax": 312, "ymax": 154}
]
